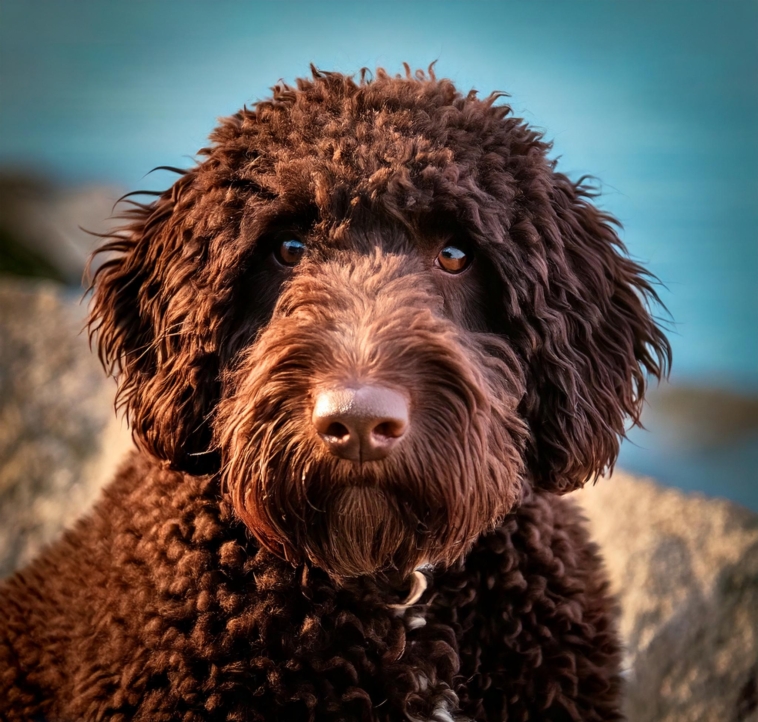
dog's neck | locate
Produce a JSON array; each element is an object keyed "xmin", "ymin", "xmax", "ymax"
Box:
[{"xmin": 338, "ymin": 564, "xmax": 434, "ymax": 610}]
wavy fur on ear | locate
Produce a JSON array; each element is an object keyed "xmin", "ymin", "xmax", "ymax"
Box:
[
  {"xmin": 516, "ymin": 175, "xmax": 670, "ymax": 493},
  {"xmin": 87, "ymin": 160, "xmax": 256, "ymax": 473}
]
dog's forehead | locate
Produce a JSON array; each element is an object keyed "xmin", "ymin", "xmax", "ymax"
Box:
[
  {"xmin": 212, "ymin": 76, "xmax": 543, "ymax": 231},
  {"xmin": 250, "ymin": 80, "xmax": 476, "ymax": 163}
]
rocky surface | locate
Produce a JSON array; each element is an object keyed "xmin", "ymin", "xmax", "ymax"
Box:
[
  {"xmin": 0, "ymin": 276, "xmax": 756, "ymax": 721},
  {"xmin": 576, "ymin": 475, "xmax": 758, "ymax": 722},
  {"xmin": 0, "ymin": 277, "xmax": 132, "ymax": 577}
]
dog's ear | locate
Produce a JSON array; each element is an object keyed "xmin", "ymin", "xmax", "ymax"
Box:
[
  {"xmin": 88, "ymin": 166, "xmax": 242, "ymax": 474},
  {"xmin": 519, "ymin": 174, "xmax": 670, "ymax": 493}
]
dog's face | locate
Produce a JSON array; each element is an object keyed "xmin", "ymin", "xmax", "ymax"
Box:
[{"xmin": 90, "ymin": 69, "xmax": 669, "ymax": 580}]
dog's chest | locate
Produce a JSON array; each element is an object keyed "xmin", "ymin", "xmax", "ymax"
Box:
[
  {"xmin": 390, "ymin": 607, "xmax": 468, "ymax": 722},
  {"xmin": 304, "ymin": 601, "xmax": 469, "ymax": 722},
  {"xmin": 241, "ymin": 570, "xmax": 474, "ymax": 722}
]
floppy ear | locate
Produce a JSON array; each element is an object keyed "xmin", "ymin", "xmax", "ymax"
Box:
[
  {"xmin": 88, "ymin": 163, "xmax": 248, "ymax": 474},
  {"xmin": 520, "ymin": 174, "xmax": 670, "ymax": 493}
]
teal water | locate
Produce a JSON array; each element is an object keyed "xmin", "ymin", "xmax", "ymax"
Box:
[{"xmin": 1, "ymin": 1, "xmax": 756, "ymax": 503}]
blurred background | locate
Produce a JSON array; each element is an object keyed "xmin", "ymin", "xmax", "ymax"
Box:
[{"xmin": 0, "ymin": 0, "xmax": 756, "ymax": 507}]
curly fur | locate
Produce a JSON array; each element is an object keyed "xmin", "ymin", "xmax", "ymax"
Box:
[{"xmin": 0, "ymin": 65, "xmax": 669, "ymax": 721}]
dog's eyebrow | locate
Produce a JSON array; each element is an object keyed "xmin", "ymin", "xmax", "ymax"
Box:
[
  {"xmin": 409, "ymin": 209, "xmax": 480, "ymax": 249},
  {"xmin": 243, "ymin": 204, "xmax": 319, "ymax": 244}
]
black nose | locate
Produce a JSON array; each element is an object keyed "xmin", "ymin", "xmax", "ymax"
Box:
[{"xmin": 312, "ymin": 385, "xmax": 409, "ymax": 462}]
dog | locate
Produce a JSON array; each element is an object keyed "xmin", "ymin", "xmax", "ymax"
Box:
[{"xmin": 0, "ymin": 66, "xmax": 669, "ymax": 721}]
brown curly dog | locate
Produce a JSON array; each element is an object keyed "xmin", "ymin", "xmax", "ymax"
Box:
[{"xmin": 0, "ymin": 67, "xmax": 669, "ymax": 721}]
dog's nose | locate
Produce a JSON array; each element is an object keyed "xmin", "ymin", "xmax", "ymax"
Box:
[{"xmin": 312, "ymin": 385, "xmax": 409, "ymax": 462}]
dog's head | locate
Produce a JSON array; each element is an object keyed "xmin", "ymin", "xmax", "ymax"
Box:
[{"xmin": 90, "ymin": 68, "xmax": 669, "ymax": 580}]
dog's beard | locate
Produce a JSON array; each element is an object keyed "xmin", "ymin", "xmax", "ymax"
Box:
[
  {"xmin": 301, "ymin": 485, "xmax": 424, "ymax": 580},
  {"xmin": 219, "ymin": 389, "xmax": 526, "ymax": 581},
  {"xmin": 223, "ymin": 426, "xmax": 523, "ymax": 581}
]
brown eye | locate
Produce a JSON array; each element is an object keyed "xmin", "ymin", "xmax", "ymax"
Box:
[
  {"xmin": 436, "ymin": 245, "xmax": 471, "ymax": 274},
  {"xmin": 274, "ymin": 238, "xmax": 305, "ymax": 267}
]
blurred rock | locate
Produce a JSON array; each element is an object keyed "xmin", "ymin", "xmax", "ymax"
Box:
[
  {"xmin": 1, "ymin": 278, "xmax": 756, "ymax": 719},
  {"xmin": 0, "ymin": 276, "xmax": 133, "ymax": 577},
  {"xmin": 0, "ymin": 173, "xmax": 122, "ymax": 286},
  {"xmin": 576, "ymin": 474, "xmax": 758, "ymax": 722},
  {"xmin": 644, "ymin": 384, "xmax": 758, "ymax": 450},
  {"xmin": 619, "ymin": 384, "xmax": 758, "ymax": 513}
]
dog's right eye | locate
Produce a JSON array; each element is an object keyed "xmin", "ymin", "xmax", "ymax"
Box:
[
  {"xmin": 435, "ymin": 244, "xmax": 471, "ymax": 274},
  {"xmin": 274, "ymin": 239, "xmax": 306, "ymax": 267}
]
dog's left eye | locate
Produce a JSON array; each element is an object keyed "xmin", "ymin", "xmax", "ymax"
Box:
[
  {"xmin": 274, "ymin": 238, "xmax": 306, "ymax": 267},
  {"xmin": 435, "ymin": 245, "xmax": 471, "ymax": 274}
]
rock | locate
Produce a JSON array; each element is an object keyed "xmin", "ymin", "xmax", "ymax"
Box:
[
  {"xmin": 0, "ymin": 277, "xmax": 133, "ymax": 577},
  {"xmin": 641, "ymin": 384, "xmax": 758, "ymax": 450},
  {"xmin": 0, "ymin": 173, "xmax": 122, "ymax": 286},
  {"xmin": 576, "ymin": 474, "xmax": 758, "ymax": 722}
]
